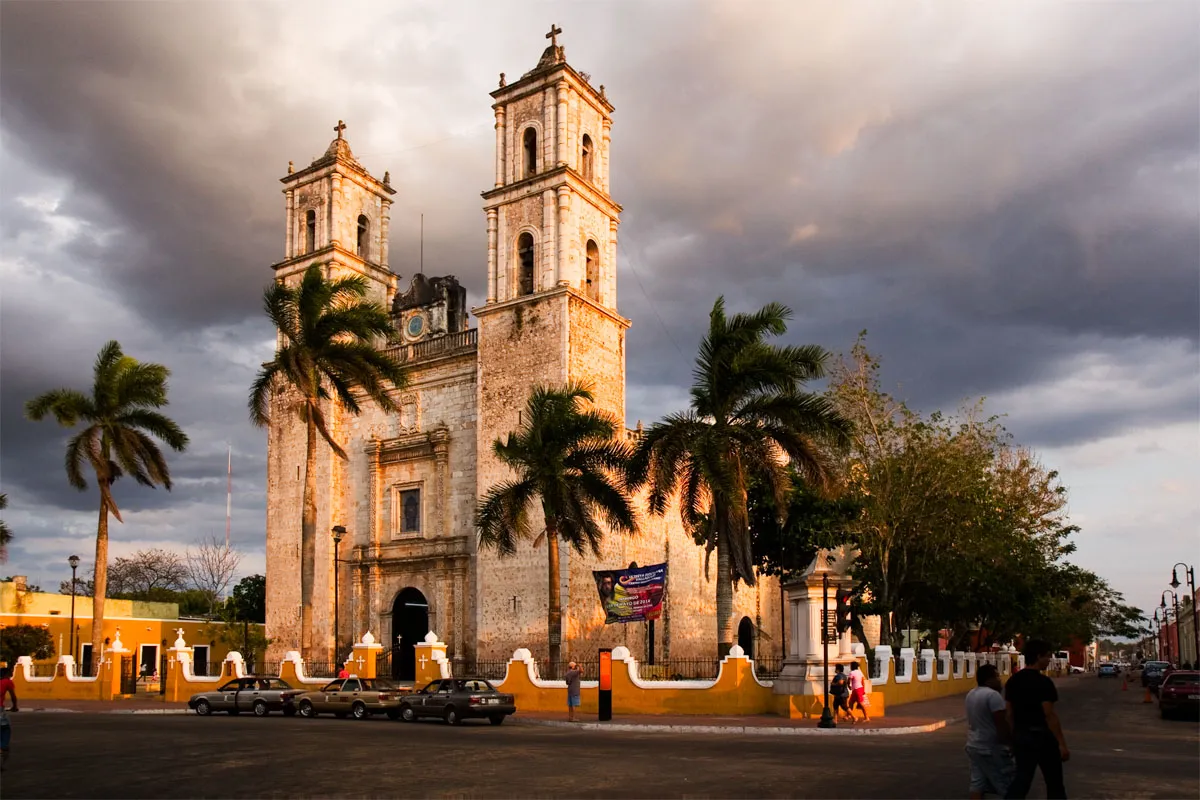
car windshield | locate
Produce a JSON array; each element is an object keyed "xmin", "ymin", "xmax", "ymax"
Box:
[
  {"xmin": 460, "ymin": 679, "xmax": 495, "ymax": 692},
  {"xmin": 1144, "ymin": 662, "xmax": 1170, "ymax": 671},
  {"xmin": 218, "ymin": 681, "xmax": 240, "ymax": 691}
]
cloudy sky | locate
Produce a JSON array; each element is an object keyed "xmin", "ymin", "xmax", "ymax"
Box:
[{"xmin": 1, "ymin": 2, "xmax": 1196, "ymax": 623}]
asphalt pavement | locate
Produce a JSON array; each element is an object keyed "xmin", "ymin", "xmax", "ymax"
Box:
[{"xmin": 2, "ymin": 674, "xmax": 1196, "ymax": 798}]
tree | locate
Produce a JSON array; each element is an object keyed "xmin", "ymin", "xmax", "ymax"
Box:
[
  {"xmin": 228, "ymin": 574, "xmax": 266, "ymax": 623},
  {"xmin": 26, "ymin": 341, "xmax": 189, "ymax": 666},
  {"xmin": 3, "ymin": 577, "xmax": 43, "ymax": 593},
  {"xmin": 627, "ymin": 298, "xmax": 852, "ymax": 656},
  {"xmin": 0, "ymin": 494, "xmax": 11, "ymax": 563},
  {"xmin": 0, "ymin": 623, "xmax": 55, "ymax": 664},
  {"xmin": 476, "ymin": 383, "xmax": 637, "ymax": 671},
  {"xmin": 249, "ymin": 264, "xmax": 405, "ymax": 656},
  {"xmin": 106, "ymin": 548, "xmax": 188, "ymax": 595},
  {"xmin": 186, "ymin": 537, "xmax": 243, "ymax": 615},
  {"xmin": 748, "ymin": 465, "xmax": 861, "ymax": 581}
]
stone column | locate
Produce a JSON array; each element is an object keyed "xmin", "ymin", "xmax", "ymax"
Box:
[
  {"xmin": 556, "ymin": 81, "xmax": 569, "ymax": 167},
  {"xmin": 329, "ymin": 173, "xmax": 342, "ymax": 249},
  {"xmin": 285, "ymin": 190, "xmax": 295, "ymax": 257},
  {"xmin": 607, "ymin": 218, "xmax": 619, "ymax": 307},
  {"xmin": 542, "ymin": 189, "xmax": 556, "ymax": 289},
  {"xmin": 494, "ymin": 106, "xmax": 505, "ymax": 187},
  {"xmin": 601, "ymin": 119, "xmax": 612, "ymax": 193},
  {"xmin": 380, "ymin": 199, "xmax": 391, "ymax": 268},
  {"xmin": 496, "ymin": 207, "xmax": 508, "ymax": 300},
  {"xmin": 486, "ymin": 209, "xmax": 498, "ymax": 303},
  {"xmin": 432, "ymin": 428, "xmax": 450, "ymax": 539},
  {"xmin": 543, "ymin": 86, "xmax": 556, "ymax": 170},
  {"xmin": 556, "ymin": 187, "xmax": 571, "ymax": 287}
]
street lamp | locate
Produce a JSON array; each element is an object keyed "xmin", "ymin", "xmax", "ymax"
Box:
[
  {"xmin": 331, "ymin": 526, "xmax": 347, "ymax": 663},
  {"xmin": 68, "ymin": 554, "xmax": 80, "ymax": 660},
  {"xmin": 1170, "ymin": 562, "xmax": 1199, "ymax": 666},
  {"xmin": 1161, "ymin": 590, "xmax": 1181, "ymax": 665}
]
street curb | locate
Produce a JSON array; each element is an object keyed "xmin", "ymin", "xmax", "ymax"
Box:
[
  {"xmin": 516, "ymin": 716, "xmax": 957, "ymax": 736},
  {"xmin": 20, "ymin": 708, "xmax": 191, "ymax": 715}
]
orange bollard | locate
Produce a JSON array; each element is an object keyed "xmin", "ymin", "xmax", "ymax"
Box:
[{"xmin": 1143, "ymin": 687, "xmax": 1152, "ymax": 704}]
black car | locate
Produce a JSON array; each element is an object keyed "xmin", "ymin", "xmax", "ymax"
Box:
[
  {"xmin": 398, "ymin": 678, "xmax": 517, "ymax": 725},
  {"xmin": 1141, "ymin": 661, "xmax": 1171, "ymax": 693}
]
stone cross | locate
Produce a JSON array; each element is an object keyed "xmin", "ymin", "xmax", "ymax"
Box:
[
  {"xmin": 546, "ymin": 24, "xmax": 562, "ymax": 46},
  {"xmin": 334, "ymin": 119, "xmax": 347, "ymax": 139}
]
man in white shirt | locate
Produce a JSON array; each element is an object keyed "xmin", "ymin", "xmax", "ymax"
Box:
[
  {"xmin": 965, "ymin": 664, "xmax": 1014, "ymax": 798},
  {"xmin": 847, "ymin": 662, "xmax": 870, "ymax": 723}
]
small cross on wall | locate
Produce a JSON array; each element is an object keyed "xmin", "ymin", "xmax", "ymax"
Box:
[
  {"xmin": 334, "ymin": 119, "xmax": 347, "ymax": 139},
  {"xmin": 546, "ymin": 24, "xmax": 562, "ymax": 47},
  {"xmin": 418, "ymin": 654, "xmax": 429, "ymax": 670}
]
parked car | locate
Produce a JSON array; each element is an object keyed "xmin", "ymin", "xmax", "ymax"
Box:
[
  {"xmin": 398, "ymin": 678, "xmax": 517, "ymax": 725},
  {"xmin": 1098, "ymin": 663, "xmax": 1120, "ymax": 678},
  {"xmin": 189, "ymin": 677, "xmax": 297, "ymax": 717},
  {"xmin": 1158, "ymin": 671, "xmax": 1199, "ymax": 719},
  {"xmin": 288, "ymin": 677, "xmax": 406, "ymax": 719},
  {"xmin": 1141, "ymin": 661, "xmax": 1172, "ymax": 694}
]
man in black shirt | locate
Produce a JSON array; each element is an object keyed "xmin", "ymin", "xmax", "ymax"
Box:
[{"xmin": 1004, "ymin": 639, "xmax": 1069, "ymax": 799}]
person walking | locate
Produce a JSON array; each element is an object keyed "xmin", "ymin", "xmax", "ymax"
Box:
[
  {"xmin": 1, "ymin": 667, "xmax": 18, "ymax": 772},
  {"xmin": 564, "ymin": 660, "xmax": 582, "ymax": 723},
  {"xmin": 965, "ymin": 664, "xmax": 1014, "ymax": 798},
  {"xmin": 830, "ymin": 664, "xmax": 852, "ymax": 722},
  {"xmin": 1005, "ymin": 640, "xmax": 1069, "ymax": 799},
  {"xmin": 847, "ymin": 661, "xmax": 870, "ymax": 723}
]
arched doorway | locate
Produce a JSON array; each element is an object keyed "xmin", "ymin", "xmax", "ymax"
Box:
[
  {"xmin": 391, "ymin": 587, "xmax": 429, "ymax": 682},
  {"xmin": 737, "ymin": 616, "xmax": 755, "ymax": 659}
]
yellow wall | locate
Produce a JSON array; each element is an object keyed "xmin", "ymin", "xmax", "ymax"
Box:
[{"xmin": 1, "ymin": 581, "xmax": 176, "ymax": 619}]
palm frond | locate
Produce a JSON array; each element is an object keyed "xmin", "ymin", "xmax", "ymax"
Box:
[{"xmin": 476, "ymin": 478, "xmax": 540, "ymax": 556}]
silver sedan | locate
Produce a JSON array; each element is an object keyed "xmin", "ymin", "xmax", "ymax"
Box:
[{"xmin": 188, "ymin": 677, "xmax": 298, "ymax": 717}]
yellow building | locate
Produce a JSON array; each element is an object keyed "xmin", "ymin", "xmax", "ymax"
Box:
[{"xmin": 1, "ymin": 576, "xmax": 254, "ymax": 678}]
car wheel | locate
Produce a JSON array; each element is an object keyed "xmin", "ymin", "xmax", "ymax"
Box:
[
  {"xmin": 400, "ymin": 705, "xmax": 416, "ymax": 723},
  {"xmin": 489, "ymin": 714, "xmax": 505, "ymax": 726},
  {"xmin": 352, "ymin": 702, "xmax": 369, "ymax": 720},
  {"xmin": 445, "ymin": 706, "xmax": 463, "ymax": 726},
  {"xmin": 253, "ymin": 700, "xmax": 269, "ymax": 717},
  {"xmin": 298, "ymin": 700, "xmax": 316, "ymax": 718},
  {"xmin": 195, "ymin": 699, "xmax": 212, "ymax": 716}
]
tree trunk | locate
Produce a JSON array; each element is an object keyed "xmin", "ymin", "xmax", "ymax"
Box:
[
  {"xmin": 716, "ymin": 518, "xmax": 733, "ymax": 658},
  {"xmin": 546, "ymin": 516, "xmax": 562, "ymax": 678},
  {"xmin": 91, "ymin": 491, "xmax": 109, "ymax": 676},
  {"xmin": 300, "ymin": 412, "xmax": 318, "ymax": 657}
]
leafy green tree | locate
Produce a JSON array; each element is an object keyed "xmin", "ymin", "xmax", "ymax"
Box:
[
  {"xmin": 0, "ymin": 494, "xmax": 11, "ymax": 563},
  {"xmin": 748, "ymin": 466, "xmax": 861, "ymax": 581},
  {"xmin": 628, "ymin": 298, "xmax": 851, "ymax": 656},
  {"xmin": 0, "ymin": 623, "xmax": 55, "ymax": 665},
  {"xmin": 476, "ymin": 383, "xmax": 637, "ymax": 671},
  {"xmin": 228, "ymin": 574, "xmax": 266, "ymax": 623},
  {"xmin": 26, "ymin": 341, "xmax": 189, "ymax": 667},
  {"xmin": 249, "ymin": 265, "xmax": 405, "ymax": 657}
]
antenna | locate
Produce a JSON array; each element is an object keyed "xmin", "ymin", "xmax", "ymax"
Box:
[
  {"xmin": 420, "ymin": 213, "xmax": 424, "ymax": 273},
  {"xmin": 225, "ymin": 444, "xmax": 232, "ymax": 551}
]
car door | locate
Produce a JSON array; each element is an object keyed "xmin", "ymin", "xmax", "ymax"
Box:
[
  {"xmin": 411, "ymin": 681, "xmax": 437, "ymax": 717},
  {"xmin": 216, "ymin": 679, "xmax": 241, "ymax": 711},
  {"xmin": 315, "ymin": 680, "xmax": 343, "ymax": 713},
  {"xmin": 339, "ymin": 679, "xmax": 361, "ymax": 712},
  {"xmin": 422, "ymin": 680, "xmax": 455, "ymax": 717}
]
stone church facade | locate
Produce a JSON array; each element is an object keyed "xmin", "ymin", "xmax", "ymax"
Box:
[{"xmin": 264, "ymin": 31, "xmax": 781, "ymax": 674}]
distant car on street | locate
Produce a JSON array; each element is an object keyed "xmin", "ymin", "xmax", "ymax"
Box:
[
  {"xmin": 189, "ymin": 677, "xmax": 297, "ymax": 717},
  {"xmin": 1098, "ymin": 663, "xmax": 1120, "ymax": 678},
  {"xmin": 1157, "ymin": 671, "xmax": 1199, "ymax": 719},
  {"xmin": 288, "ymin": 677, "xmax": 406, "ymax": 719},
  {"xmin": 1141, "ymin": 661, "xmax": 1172, "ymax": 694},
  {"xmin": 398, "ymin": 678, "xmax": 517, "ymax": 725}
]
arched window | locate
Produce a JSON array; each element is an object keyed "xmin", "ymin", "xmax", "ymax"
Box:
[
  {"xmin": 581, "ymin": 134, "xmax": 594, "ymax": 182},
  {"xmin": 517, "ymin": 232, "xmax": 535, "ymax": 296},
  {"xmin": 523, "ymin": 128, "xmax": 538, "ymax": 178},
  {"xmin": 585, "ymin": 239, "xmax": 600, "ymax": 302},
  {"xmin": 305, "ymin": 209, "xmax": 316, "ymax": 253},
  {"xmin": 357, "ymin": 214, "xmax": 369, "ymax": 258}
]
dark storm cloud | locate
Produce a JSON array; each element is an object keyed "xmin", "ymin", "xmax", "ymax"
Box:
[{"xmin": 0, "ymin": 0, "xmax": 1196, "ymax": 603}]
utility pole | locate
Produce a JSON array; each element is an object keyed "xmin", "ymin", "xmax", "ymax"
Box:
[{"xmin": 818, "ymin": 573, "xmax": 836, "ymax": 729}]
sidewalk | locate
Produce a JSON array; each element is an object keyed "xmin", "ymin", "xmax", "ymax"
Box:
[{"xmin": 15, "ymin": 695, "xmax": 190, "ymax": 714}]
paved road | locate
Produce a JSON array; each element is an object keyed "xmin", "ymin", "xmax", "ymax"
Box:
[{"xmin": 3, "ymin": 676, "xmax": 1195, "ymax": 798}]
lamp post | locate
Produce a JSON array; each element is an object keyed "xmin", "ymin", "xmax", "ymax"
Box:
[
  {"xmin": 1152, "ymin": 609, "xmax": 1164, "ymax": 661},
  {"xmin": 332, "ymin": 525, "xmax": 347, "ymax": 663},
  {"xmin": 818, "ymin": 573, "xmax": 836, "ymax": 729},
  {"xmin": 1170, "ymin": 562, "xmax": 1199, "ymax": 667},
  {"xmin": 68, "ymin": 554, "xmax": 80, "ymax": 660},
  {"xmin": 1161, "ymin": 590, "xmax": 1181, "ymax": 666}
]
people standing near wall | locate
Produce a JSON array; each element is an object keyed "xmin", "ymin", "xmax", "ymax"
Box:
[
  {"xmin": 0, "ymin": 667, "xmax": 18, "ymax": 772},
  {"xmin": 965, "ymin": 664, "xmax": 1013, "ymax": 798},
  {"xmin": 830, "ymin": 664, "xmax": 852, "ymax": 722},
  {"xmin": 847, "ymin": 662, "xmax": 870, "ymax": 723},
  {"xmin": 564, "ymin": 660, "xmax": 582, "ymax": 723},
  {"xmin": 1004, "ymin": 640, "xmax": 1069, "ymax": 799}
]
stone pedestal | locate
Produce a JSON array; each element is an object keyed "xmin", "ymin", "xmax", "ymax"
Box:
[
  {"xmin": 414, "ymin": 631, "xmax": 448, "ymax": 686},
  {"xmin": 773, "ymin": 549, "xmax": 858, "ymax": 699},
  {"xmin": 348, "ymin": 631, "xmax": 384, "ymax": 679}
]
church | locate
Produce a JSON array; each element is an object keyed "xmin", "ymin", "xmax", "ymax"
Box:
[{"xmin": 264, "ymin": 27, "xmax": 782, "ymax": 677}]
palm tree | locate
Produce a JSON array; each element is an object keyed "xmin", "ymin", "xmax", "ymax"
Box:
[
  {"xmin": 476, "ymin": 383, "xmax": 637, "ymax": 671},
  {"xmin": 0, "ymin": 494, "xmax": 11, "ymax": 563},
  {"xmin": 249, "ymin": 264, "xmax": 406, "ymax": 656},
  {"xmin": 26, "ymin": 341, "xmax": 189, "ymax": 668},
  {"xmin": 627, "ymin": 297, "xmax": 852, "ymax": 657}
]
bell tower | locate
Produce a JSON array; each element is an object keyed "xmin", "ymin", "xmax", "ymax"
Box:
[{"xmin": 473, "ymin": 26, "xmax": 631, "ymax": 656}]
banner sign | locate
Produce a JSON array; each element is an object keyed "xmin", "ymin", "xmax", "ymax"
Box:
[{"xmin": 593, "ymin": 563, "xmax": 667, "ymax": 624}]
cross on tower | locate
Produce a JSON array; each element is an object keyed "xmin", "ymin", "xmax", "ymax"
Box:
[
  {"xmin": 546, "ymin": 24, "xmax": 562, "ymax": 47},
  {"xmin": 334, "ymin": 119, "xmax": 347, "ymax": 139}
]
